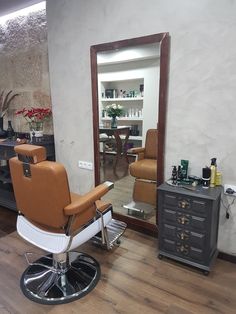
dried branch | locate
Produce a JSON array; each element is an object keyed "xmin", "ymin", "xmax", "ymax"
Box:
[{"xmin": 0, "ymin": 90, "xmax": 19, "ymax": 117}]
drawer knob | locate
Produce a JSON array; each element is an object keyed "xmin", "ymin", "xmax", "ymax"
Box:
[
  {"xmin": 177, "ymin": 244, "xmax": 189, "ymax": 255},
  {"xmin": 177, "ymin": 216, "xmax": 189, "ymax": 225},
  {"xmin": 178, "ymin": 231, "xmax": 189, "ymax": 241},
  {"xmin": 178, "ymin": 200, "xmax": 190, "ymax": 209}
]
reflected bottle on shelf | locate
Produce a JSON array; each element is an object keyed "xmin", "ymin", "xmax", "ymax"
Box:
[
  {"xmin": 7, "ymin": 120, "xmax": 15, "ymax": 140},
  {"xmin": 139, "ymin": 84, "xmax": 144, "ymax": 97}
]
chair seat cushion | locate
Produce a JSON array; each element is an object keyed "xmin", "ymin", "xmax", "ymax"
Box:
[{"xmin": 129, "ymin": 159, "xmax": 157, "ymax": 181}]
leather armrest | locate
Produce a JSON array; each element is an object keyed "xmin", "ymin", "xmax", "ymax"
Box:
[
  {"xmin": 129, "ymin": 147, "xmax": 145, "ymax": 161},
  {"xmin": 130, "ymin": 147, "xmax": 145, "ymax": 154},
  {"xmin": 64, "ymin": 182, "xmax": 113, "ymax": 216},
  {"xmin": 95, "ymin": 200, "xmax": 111, "ymax": 212}
]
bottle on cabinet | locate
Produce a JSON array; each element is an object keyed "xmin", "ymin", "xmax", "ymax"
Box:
[
  {"xmin": 202, "ymin": 167, "xmax": 211, "ymax": 189},
  {"xmin": 210, "ymin": 158, "xmax": 217, "ymax": 187}
]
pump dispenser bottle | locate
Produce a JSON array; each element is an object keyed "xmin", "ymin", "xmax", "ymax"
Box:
[{"xmin": 210, "ymin": 158, "xmax": 217, "ymax": 187}]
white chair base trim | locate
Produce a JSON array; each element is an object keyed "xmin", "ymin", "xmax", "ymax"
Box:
[{"xmin": 17, "ymin": 210, "xmax": 112, "ymax": 254}]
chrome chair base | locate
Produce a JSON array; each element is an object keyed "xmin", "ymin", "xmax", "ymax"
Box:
[{"xmin": 20, "ymin": 251, "xmax": 100, "ymax": 305}]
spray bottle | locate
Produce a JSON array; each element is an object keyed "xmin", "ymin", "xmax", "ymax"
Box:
[{"xmin": 210, "ymin": 158, "xmax": 217, "ymax": 187}]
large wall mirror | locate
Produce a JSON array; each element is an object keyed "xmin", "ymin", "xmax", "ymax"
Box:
[{"xmin": 91, "ymin": 33, "xmax": 170, "ymax": 235}]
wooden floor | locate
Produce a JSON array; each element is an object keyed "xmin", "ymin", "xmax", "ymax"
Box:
[
  {"xmin": 0, "ymin": 206, "xmax": 17, "ymax": 237},
  {"xmin": 100, "ymin": 153, "xmax": 132, "ymax": 183},
  {"xmin": 0, "ymin": 227, "xmax": 235, "ymax": 313}
]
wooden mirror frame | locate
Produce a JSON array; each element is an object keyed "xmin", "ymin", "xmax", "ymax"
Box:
[{"xmin": 90, "ymin": 33, "xmax": 170, "ymax": 236}]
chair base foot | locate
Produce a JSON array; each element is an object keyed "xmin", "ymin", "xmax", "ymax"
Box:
[{"xmin": 20, "ymin": 252, "xmax": 100, "ymax": 305}]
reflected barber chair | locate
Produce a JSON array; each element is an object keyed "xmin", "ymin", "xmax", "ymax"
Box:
[
  {"xmin": 9, "ymin": 144, "xmax": 126, "ymax": 305},
  {"xmin": 124, "ymin": 129, "xmax": 157, "ymax": 219}
]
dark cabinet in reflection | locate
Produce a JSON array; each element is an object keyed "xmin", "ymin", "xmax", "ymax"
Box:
[{"xmin": 0, "ymin": 136, "xmax": 55, "ymax": 211}]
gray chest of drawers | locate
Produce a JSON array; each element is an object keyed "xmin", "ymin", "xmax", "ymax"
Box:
[{"xmin": 157, "ymin": 183, "xmax": 222, "ymax": 274}]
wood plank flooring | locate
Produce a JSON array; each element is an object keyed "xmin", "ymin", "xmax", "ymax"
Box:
[
  {"xmin": 0, "ymin": 229, "xmax": 235, "ymax": 313},
  {"xmin": 100, "ymin": 153, "xmax": 133, "ymax": 183},
  {"xmin": 0, "ymin": 206, "xmax": 16, "ymax": 237}
]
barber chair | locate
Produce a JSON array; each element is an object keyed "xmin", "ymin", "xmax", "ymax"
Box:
[
  {"xmin": 9, "ymin": 144, "xmax": 126, "ymax": 305},
  {"xmin": 124, "ymin": 129, "xmax": 157, "ymax": 219}
]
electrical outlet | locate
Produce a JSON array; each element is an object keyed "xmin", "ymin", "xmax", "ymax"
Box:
[
  {"xmin": 78, "ymin": 160, "xmax": 93, "ymax": 171},
  {"xmin": 86, "ymin": 162, "xmax": 93, "ymax": 170},
  {"xmin": 224, "ymin": 184, "xmax": 236, "ymax": 196}
]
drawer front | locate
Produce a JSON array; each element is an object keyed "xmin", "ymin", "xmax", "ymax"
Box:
[
  {"xmin": 163, "ymin": 208, "xmax": 178, "ymax": 223},
  {"xmin": 162, "ymin": 224, "xmax": 206, "ymax": 249},
  {"xmin": 162, "ymin": 192, "xmax": 208, "ymax": 217},
  {"xmin": 162, "ymin": 238, "xmax": 176, "ymax": 253},
  {"xmin": 192, "ymin": 199, "xmax": 207, "ymax": 214},
  {"xmin": 189, "ymin": 231, "xmax": 205, "ymax": 248},
  {"xmin": 162, "ymin": 209, "xmax": 206, "ymax": 231},
  {"xmin": 162, "ymin": 224, "xmax": 176, "ymax": 238},
  {"xmin": 164, "ymin": 193, "xmax": 191, "ymax": 210},
  {"xmin": 164, "ymin": 193, "xmax": 179, "ymax": 207},
  {"xmin": 189, "ymin": 247, "xmax": 204, "ymax": 261},
  {"xmin": 191, "ymin": 215, "xmax": 206, "ymax": 230},
  {"xmin": 161, "ymin": 238, "xmax": 204, "ymax": 263},
  {"xmin": 163, "ymin": 209, "xmax": 191, "ymax": 226}
]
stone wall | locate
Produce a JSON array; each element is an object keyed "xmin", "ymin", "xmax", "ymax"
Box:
[{"xmin": 0, "ymin": 6, "xmax": 53, "ymax": 134}]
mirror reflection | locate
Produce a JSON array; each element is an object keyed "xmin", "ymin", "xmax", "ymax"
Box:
[{"xmin": 97, "ymin": 43, "xmax": 160, "ymax": 224}]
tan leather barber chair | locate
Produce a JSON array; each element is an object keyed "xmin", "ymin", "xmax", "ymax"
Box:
[
  {"xmin": 124, "ymin": 129, "xmax": 157, "ymax": 218},
  {"xmin": 9, "ymin": 144, "xmax": 126, "ymax": 305}
]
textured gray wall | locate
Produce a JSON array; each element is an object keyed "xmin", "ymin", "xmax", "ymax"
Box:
[
  {"xmin": 0, "ymin": 6, "xmax": 53, "ymax": 133},
  {"xmin": 47, "ymin": 0, "xmax": 236, "ymax": 255}
]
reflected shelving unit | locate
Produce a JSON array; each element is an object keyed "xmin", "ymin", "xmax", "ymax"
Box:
[{"xmin": 99, "ymin": 78, "xmax": 144, "ymax": 147}]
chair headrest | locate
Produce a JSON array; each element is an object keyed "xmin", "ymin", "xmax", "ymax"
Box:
[{"xmin": 14, "ymin": 144, "xmax": 46, "ymax": 164}]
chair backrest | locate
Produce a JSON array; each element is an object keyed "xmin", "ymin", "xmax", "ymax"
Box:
[
  {"xmin": 144, "ymin": 129, "xmax": 158, "ymax": 159},
  {"xmin": 9, "ymin": 144, "xmax": 71, "ymax": 230}
]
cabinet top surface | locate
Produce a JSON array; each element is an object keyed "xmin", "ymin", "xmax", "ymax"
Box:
[
  {"xmin": 158, "ymin": 182, "xmax": 222, "ymax": 200},
  {"xmin": 0, "ymin": 137, "xmax": 54, "ymax": 148},
  {"xmin": 0, "ymin": 139, "xmax": 25, "ymax": 147}
]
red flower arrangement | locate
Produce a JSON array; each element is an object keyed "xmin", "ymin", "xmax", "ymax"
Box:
[
  {"xmin": 16, "ymin": 107, "xmax": 52, "ymax": 122},
  {"xmin": 16, "ymin": 107, "xmax": 52, "ymax": 131}
]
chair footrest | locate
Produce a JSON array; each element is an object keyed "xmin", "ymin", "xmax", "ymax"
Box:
[
  {"xmin": 123, "ymin": 201, "xmax": 156, "ymax": 219},
  {"xmin": 106, "ymin": 219, "xmax": 127, "ymax": 247},
  {"xmin": 92, "ymin": 218, "xmax": 127, "ymax": 249}
]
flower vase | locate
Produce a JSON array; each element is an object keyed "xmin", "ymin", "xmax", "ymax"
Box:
[
  {"xmin": 29, "ymin": 121, "xmax": 44, "ymax": 141},
  {"xmin": 111, "ymin": 116, "xmax": 117, "ymax": 128}
]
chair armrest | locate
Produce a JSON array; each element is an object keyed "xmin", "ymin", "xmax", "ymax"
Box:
[
  {"xmin": 129, "ymin": 147, "xmax": 145, "ymax": 154},
  {"xmin": 129, "ymin": 147, "xmax": 145, "ymax": 161},
  {"xmin": 64, "ymin": 181, "xmax": 113, "ymax": 216},
  {"xmin": 95, "ymin": 200, "xmax": 112, "ymax": 213}
]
